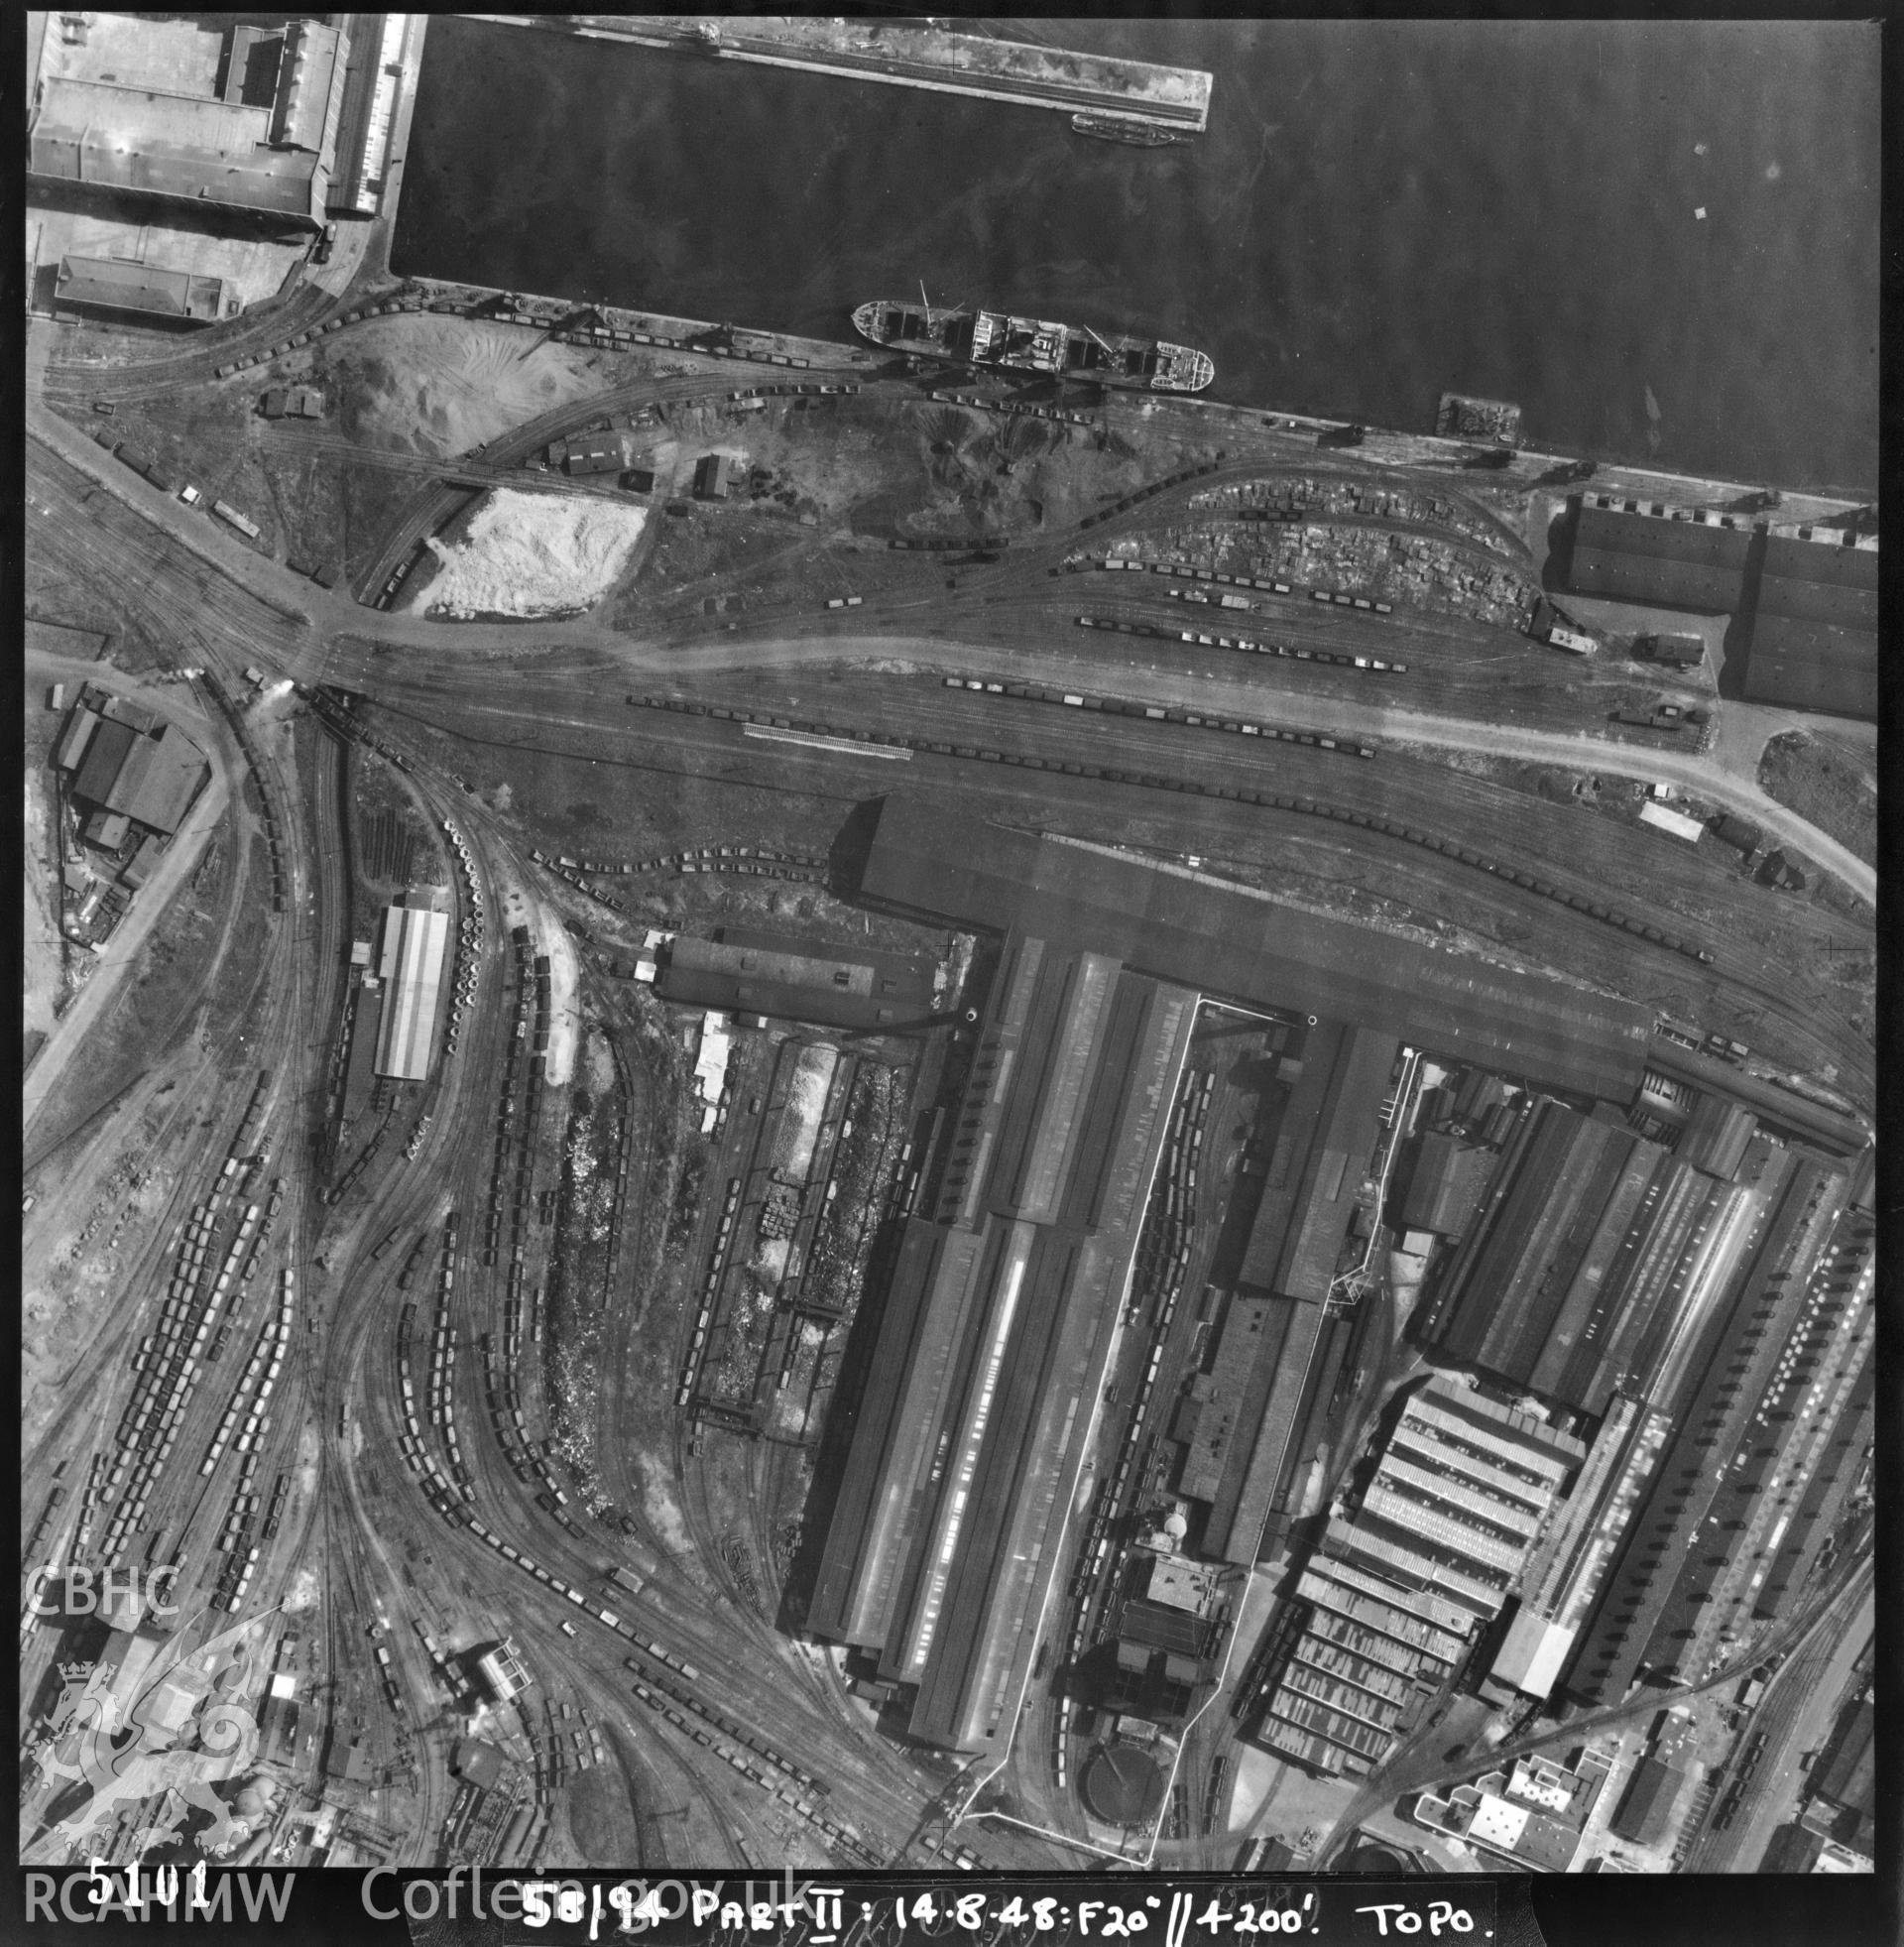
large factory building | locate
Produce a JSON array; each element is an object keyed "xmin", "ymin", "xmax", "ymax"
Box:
[
  {"xmin": 852, "ymin": 798, "xmax": 1652, "ymax": 1104},
  {"xmin": 817, "ymin": 797, "xmax": 1707, "ymax": 1754},
  {"xmin": 808, "ymin": 933, "xmax": 1196, "ymax": 1753},
  {"xmin": 1741, "ymin": 528, "xmax": 1878, "ymax": 722},
  {"xmin": 1183, "ymin": 1023, "xmax": 1397, "ymax": 1565},
  {"xmin": 1253, "ymin": 1374, "xmax": 1584, "ymax": 1777},
  {"xmin": 1566, "ymin": 495, "xmax": 1753, "ymax": 613},
  {"xmin": 1566, "ymin": 495, "xmax": 1878, "ymax": 725},
  {"xmin": 373, "ymin": 904, "xmax": 449, "ymax": 1081},
  {"xmin": 29, "ymin": 16, "xmax": 353, "ymax": 228}
]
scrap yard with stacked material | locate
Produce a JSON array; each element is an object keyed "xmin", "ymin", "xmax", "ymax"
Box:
[{"xmin": 20, "ymin": 7, "xmax": 1875, "ymax": 1908}]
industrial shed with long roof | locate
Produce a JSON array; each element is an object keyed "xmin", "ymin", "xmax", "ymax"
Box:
[
  {"xmin": 1189, "ymin": 1022, "xmax": 1398, "ymax": 1565},
  {"xmin": 1416, "ymin": 1098, "xmax": 1675, "ymax": 1409},
  {"xmin": 1566, "ymin": 499, "xmax": 1754, "ymax": 613},
  {"xmin": 808, "ymin": 931, "xmax": 1196, "ymax": 1753},
  {"xmin": 1740, "ymin": 616, "xmax": 1877, "ymax": 720},
  {"xmin": 31, "ymin": 79, "xmax": 330, "ymax": 223},
  {"xmin": 1608, "ymin": 1756, "xmax": 1686, "ymax": 1846},
  {"xmin": 1741, "ymin": 531, "xmax": 1877, "ymax": 721},
  {"xmin": 56, "ymin": 254, "xmax": 227, "ymax": 324},
  {"xmin": 373, "ymin": 906, "xmax": 449, "ymax": 1081},
  {"xmin": 854, "ymin": 796, "xmax": 1652, "ymax": 1104}
]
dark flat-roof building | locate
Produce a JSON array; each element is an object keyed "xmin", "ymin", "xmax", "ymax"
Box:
[
  {"xmin": 808, "ymin": 932, "xmax": 1196, "ymax": 1753},
  {"xmin": 1567, "ymin": 498, "xmax": 1753, "ymax": 614},
  {"xmin": 82, "ymin": 809, "xmax": 131, "ymax": 852},
  {"xmin": 656, "ymin": 927, "xmax": 937, "ymax": 1033},
  {"xmin": 68, "ymin": 709, "xmax": 209, "ymax": 838},
  {"xmin": 1186, "ymin": 1024, "xmax": 1398, "ymax": 1564},
  {"xmin": 1415, "ymin": 1098, "xmax": 1703, "ymax": 1415},
  {"xmin": 1634, "ymin": 632, "xmax": 1707, "ymax": 668},
  {"xmin": 1608, "ymin": 1756, "xmax": 1685, "ymax": 1846},
  {"xmin": 855, "ymin": 799, "xmax": 1652, "ymax": 1104},
  {"xmin": 1741, "ymin": 531, "xmax": 1877, "ymax": 722},
  {"xmin": 56, "ymin": 254, "xmax": 227, "ymax": 325},
  {"xmin": 1812, "ymin": 1695, "xmax": 1874, "ymax": 1827},
  {"xmin": 1397, "ymin": 1130, "xmax": 1497, "ymax": 1239}
]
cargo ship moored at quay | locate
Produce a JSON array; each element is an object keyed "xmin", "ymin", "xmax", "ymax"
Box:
[{"xmin": 853, "ymin": 299, "xmax": 1214, "ymax": 393}]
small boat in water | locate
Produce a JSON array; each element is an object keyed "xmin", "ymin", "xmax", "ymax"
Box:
[{"xmin": 1071, "ymin": 112, "xmax": 1186, "ymax": 148}]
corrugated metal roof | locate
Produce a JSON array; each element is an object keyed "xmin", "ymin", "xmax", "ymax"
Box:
[
  {"xmin": 1814, "ymin": 1696, "xmax": 1874, "ymax": 1815},
  {"xmin": 654, "ymin": 965, "xmax": 909, "ymax": 1031},
  {"xmin": 56, "ymin": 708, "xmax": 102, "ymax": 773},
  {"xmin": 271, "ymin": 21, "xmax": 344, "ymax": 153},
  {"xmin": 374, "ymin": 907, "xmax": 447, "ymax": 1079},
  {"xmin": 808, "ymin": 1221, "xmax": 992, "ymax": 1646},
  {"xmin": 1220, "ymin": 1299, "xmax": 1327, "ymax": 1566}
]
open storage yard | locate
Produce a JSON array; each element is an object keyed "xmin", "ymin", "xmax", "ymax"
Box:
[{"xmin": 1757, "ymin": 728, "xmax": 1877, "ymax": 868}]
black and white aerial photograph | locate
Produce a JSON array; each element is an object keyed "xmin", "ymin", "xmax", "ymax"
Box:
[{"xmin": 20, "ymin": 12, "xmax": 1881, "ymax": 1944}]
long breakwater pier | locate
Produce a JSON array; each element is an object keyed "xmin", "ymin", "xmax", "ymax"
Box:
[{"xmin": 466, "ymin": 15, "xmax": 1213, "ymax": 134}]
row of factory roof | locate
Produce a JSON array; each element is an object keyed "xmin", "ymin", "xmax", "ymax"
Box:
[
  {"xmin": 1255, "ymin": 1374, "xmax": 1584, "ymax": 1779},
  {"xmin": 809, "ymin": 931, "xmax": 1198, "ymax": 1752}
]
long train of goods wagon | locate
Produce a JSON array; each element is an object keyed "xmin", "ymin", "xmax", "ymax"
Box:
[{"xmin": 625, "ymin": 691, "xmax": 1715, "ymax": 965}]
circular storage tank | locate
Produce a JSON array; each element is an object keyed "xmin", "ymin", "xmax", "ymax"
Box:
[{"xmin": 1082, "ymin": 1744, "xmax": 1166, "ymax": 1827}]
